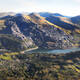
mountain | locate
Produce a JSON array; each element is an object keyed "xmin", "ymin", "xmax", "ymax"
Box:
[
  {"xmin": 71, "ymin": 16, "xmax": 80, "ymax": 28},
  {"xmin": 0, "ymin": 12, "xmax": 15, "ymax": 18},
  {"xmin": 46, "ymin": 15, "xmax": 79, "ymax": 31},
  {"xmin": 39, "ymin": 12, "xmax": 54, "ymax": 17},
  {"xmin": 39, "ymin": 12, "xmax": 69, "ymax": 17},
  {"xmin": 0, "ymin": 13, "xmax": 80, "ymax": 52},
  {"xmin": 0, "ymin": 15, "xmax": 36, "ymax": 52},
  {"xmin": 52, "ymin": 13, "xmax": 64, "ymax": 17}
]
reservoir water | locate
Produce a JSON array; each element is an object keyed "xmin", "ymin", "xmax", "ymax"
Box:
[{"xmin": 27, "ymin": 48, "xmax": 80, "ymax": 54}]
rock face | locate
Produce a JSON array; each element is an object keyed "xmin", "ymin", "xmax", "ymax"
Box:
[
  {"xmin": 0, "ymin": 16, "xmax": 36, "ymax": 52},
  {"xmin": 0, "ymin": 13, "xmax": 80, "ymax": 51}
]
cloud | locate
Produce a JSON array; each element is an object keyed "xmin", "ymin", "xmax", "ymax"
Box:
[{"xmin": 73, "ymin": 0, "xmax": 80, "ymax": 3}]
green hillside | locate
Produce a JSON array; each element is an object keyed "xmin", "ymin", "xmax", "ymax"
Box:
[
  {"xmin": 0, "ymin": 51, "xmax": 80, "ymax": 80},
  {"xmin": 0, "ymin": 34, "xmax": 26, "ymax": 52}
]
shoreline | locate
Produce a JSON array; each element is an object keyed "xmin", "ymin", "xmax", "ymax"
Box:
[
  {"xmin": 20, "ymin": 47, "xmax": 38, "ymax": 54},
  {"xmin": 22, "ymin": 47, "xmax": 80, "ymax": 54}
]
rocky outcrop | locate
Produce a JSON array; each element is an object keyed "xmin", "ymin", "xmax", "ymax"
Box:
[{"xmin": 0, "ymin": 13, "xmax": 80, "ymax": 51}]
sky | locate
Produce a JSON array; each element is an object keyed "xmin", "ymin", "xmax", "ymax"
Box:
[{"xmin": 0, "ymin": 0, "xmax": 80, "ymax": 16}]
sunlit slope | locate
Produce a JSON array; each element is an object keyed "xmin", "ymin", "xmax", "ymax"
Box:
[
  {"xmin": 24, "ymin": 13, "xmax": 71, "ymax": 35},
  {"xmin": 0, "ymin": 20, "xmax": 6, "ymax": 30},
  {"xmin": 24, "ymin": 14, "xmax": 80, "ymax": 48},
  {"xmin": 45, "ymin": 15, "xmax": 80, "ymax": 34}
]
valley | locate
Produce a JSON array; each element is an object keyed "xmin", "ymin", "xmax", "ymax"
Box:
[{"xmin": 0, "ymin": 12, "xmax": 80, "ymax": 80}]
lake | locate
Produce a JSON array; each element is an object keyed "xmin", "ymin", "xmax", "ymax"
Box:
[{"xmin": 27, "ymin": 48, "xmax": 80, "ymax": 54}]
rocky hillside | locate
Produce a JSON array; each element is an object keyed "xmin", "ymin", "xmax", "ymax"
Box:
[
  {"xmin": 0, "ymin": 13, "xmax": 80, "ymax": 51},
  {"xmin": 0, "ymin": 15, "xmax": 36, "ymax": 52}
]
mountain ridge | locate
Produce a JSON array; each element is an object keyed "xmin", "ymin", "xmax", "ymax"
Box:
[{"xmin": 0, "ymin": 13, "xmax": 80, "ymax": 52}]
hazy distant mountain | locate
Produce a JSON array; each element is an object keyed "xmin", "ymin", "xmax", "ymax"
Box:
[
  {"xmin": 0, "ymin": 12, "xmax": 16, "ymax": 18},
  {"xmin": 39, "ymin": 12, "xmax": 70, "ymax": 18},
  {"xmin": 39, "ymin": 12, "xmax": 53, "ymax": 17},
  {"xmin": 52, "ymin": 13, "xmax": 64, "ymax": 17}
]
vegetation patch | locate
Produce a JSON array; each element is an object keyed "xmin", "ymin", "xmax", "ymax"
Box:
[
  {"xmin": 0, "ymin": 52, "xmax": 19, "ymax": 60},
  {"xmin": 0, "ymin": 51, "xmax": 80, "ymax": 80}
]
